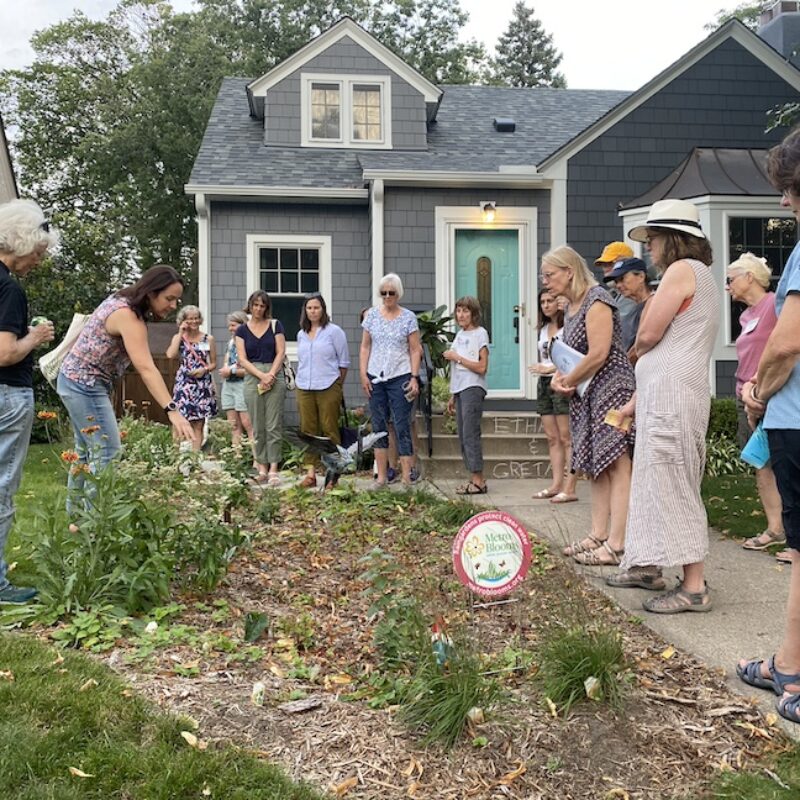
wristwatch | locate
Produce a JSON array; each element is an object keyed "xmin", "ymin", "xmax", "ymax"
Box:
[{"xmin": 164, "ymin": 401, "xmax": 178, "ymax": 413}]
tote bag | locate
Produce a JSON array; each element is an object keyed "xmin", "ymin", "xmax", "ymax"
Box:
[{"xmin": 39, "ymin": 312, "xmax": 91, "ymax": 389}]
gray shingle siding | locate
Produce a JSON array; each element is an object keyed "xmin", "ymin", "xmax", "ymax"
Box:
[
  {"xmin": 383, "ymin": 187, "xmax": 551, "ymax": 309},
  {"xmin": 265, "ymin": 35, "xmax": 427, "ymax": 149},
  {"xmin": 566, "ymin": 38, "xmax": 797, "ymax": 261},
  {"xmin": 209, "ymin": 200, "xmax": 371, "ymax": 409}
]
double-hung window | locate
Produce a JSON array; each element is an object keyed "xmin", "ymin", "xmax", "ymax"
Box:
[
  {"xmin": 302, "ymin": 74, "xmax": 391, "ymax": 148},
  {"xmin": 246, "ymin": 234, "xmax": 332, "ymax": 351}
]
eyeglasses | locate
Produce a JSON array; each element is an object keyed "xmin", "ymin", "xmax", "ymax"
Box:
[
  {"xmin": 540, "ymin": 271, "xmax": 559, "ymax": 281},
  {"xmin": 725, "ymin": 273, "xmax": 744, "ymax": 286},
  {"xmin": 644, "ymin": 233, "xmax": 663, "ymax": 245},
  {"xmin": 380, "ymin": 290, "xmax": 397, "ymax": 297}
]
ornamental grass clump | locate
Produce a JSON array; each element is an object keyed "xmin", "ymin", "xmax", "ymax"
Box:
[{"xmin": 537, "ymin": 622, "xmax": 627, "ymax": 715}]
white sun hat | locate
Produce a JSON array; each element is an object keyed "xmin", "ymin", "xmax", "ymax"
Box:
[{"xmin": 628, "ymin": 198, "xmax": 706, "ymax": 242}]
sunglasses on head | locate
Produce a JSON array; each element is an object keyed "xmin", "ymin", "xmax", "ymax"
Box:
[
  {"xmin": 380, "ymin": 290, "xmax": 397, "ymax": 297},
  {"xmin": 40, "ymin": 221, "xmax": 50, "ymax": 233}
]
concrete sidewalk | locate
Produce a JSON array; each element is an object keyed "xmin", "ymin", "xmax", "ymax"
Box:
[{"xmin": 431, "ymin": 475, "xmax": 799, "ymax": 739}]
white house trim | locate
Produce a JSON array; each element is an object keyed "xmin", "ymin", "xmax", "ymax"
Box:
[
  {"xmin": 195, "ymin": 193, "xmax": 211, "ymax": 330},
  {"xmin": 540, "ymin": 159, "xmax": 567, "ymax": 249},
  {"xmin": 361, "ymin": 169, "xmax": 549, "ymax": 188},
  {"xmin": 300, "ymin": 72, "xmax": 392, "ymax": 149},
  {"xmin": 0, "ymin": 112, "xmax": 17, "ymax": 203},
  {"xmin": 539, "ymin": 20, "xmax": 800, "ymax": 173},
  {"xmin": 434, "ymin": 205, "xmax": 538, "ymax": 400},
  {"xmin": 370, "ymin": 178, "xmax": 384, "ymax": 300},
  {"xmin": 620, "ymin": 194, "xmax": 794, "ymax": 396},
  {"xmin": 244, "ymin": 233, "xmax": 333, "ymax": 359},
  {"xmin": 247, "ymin": 17, "xmax": 442, "ymax": 104},
  {"xmin": 185, "ymin": 184, "xmax": 368, "ymax": 202}
]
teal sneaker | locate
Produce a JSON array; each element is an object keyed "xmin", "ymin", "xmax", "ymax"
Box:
[{"xmin": 0, "ymin": 584, "xmax": 38, "ymax": 604}]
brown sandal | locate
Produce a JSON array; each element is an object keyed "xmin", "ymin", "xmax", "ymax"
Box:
[
  {"xmin": 572, "ymin": 541, "xmax": 624, "ymax": 566},
  {"xmin": 562, "ymin": 534, "xmax": 605, "ymax": 557}
]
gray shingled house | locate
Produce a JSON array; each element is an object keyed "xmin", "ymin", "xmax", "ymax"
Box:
[{"xmin": 188, "ymin": 8, "xmax": 800, "ymax": 409}]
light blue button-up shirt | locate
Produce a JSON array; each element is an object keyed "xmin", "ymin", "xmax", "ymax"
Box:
[{"xmin": 295, "ymin": 322, "xmax": 351, "ymax": 391}]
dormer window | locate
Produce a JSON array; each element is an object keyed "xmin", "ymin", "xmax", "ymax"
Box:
[{"xmin": 301, "ymin": 73, "xmax": 391, "ymax": 148}]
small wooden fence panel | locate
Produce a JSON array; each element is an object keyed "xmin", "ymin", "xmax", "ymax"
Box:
[{"xmin": 113, "ymin": 356, "xmax": 179, "ymax": 425}]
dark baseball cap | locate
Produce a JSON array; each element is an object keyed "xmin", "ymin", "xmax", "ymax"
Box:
[{"xmin": 603, "ymin": 257, "xmax": 648, "ymax": 282}]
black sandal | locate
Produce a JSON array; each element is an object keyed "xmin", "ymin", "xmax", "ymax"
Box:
[{"xmin": 456, "ymin": 481, "xmax": 488, "ymax": 495}]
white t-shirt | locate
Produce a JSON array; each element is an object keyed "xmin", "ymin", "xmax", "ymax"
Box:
[
  {"xmin": 537, "ymin": 325, "xmax": 563, "ymax": 369},
  {"xmin": 449, "ymin": 326, "xmax": 489, "ymax": 395}
]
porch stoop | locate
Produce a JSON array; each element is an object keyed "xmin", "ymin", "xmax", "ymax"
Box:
[{"xmin": 416, "ymin": 411, "xmax": 551, "ymax": 481}]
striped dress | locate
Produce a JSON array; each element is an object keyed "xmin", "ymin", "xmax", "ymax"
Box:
[{"xmin": 621, "ymin": 259, "xmax": 719, "ymax": 569}]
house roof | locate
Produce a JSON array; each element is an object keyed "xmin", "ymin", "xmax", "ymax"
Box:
[
  {"xmin": 539, "ymin": 19, "xmax": 800, "ymax": 172},
  {"xmin": 188, "ymin": 79, "xmax": 629, "ymax": 190},
  {"xmin": 247, "ymin": 17, "xmax": 442, "ymax": 107},
  {"xmin": 621, "ymin": 148, "xmax": 776, "ymax": 209}
]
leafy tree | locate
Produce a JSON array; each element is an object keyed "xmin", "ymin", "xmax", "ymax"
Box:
[
  {"xmin": 704, "ymin": 2, "xmax": 765, "ymax": 31},
  {"xmin": 491, "ymin": 1, "xmax": 565, "ymax": 88},
  {"xmin": 1, "ymin": 0, "xmax": 487, "ymax": 326}
]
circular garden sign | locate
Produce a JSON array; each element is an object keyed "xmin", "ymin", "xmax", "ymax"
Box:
[{"xmin": 452, "ymin": 510, "xmax": 532, "ymax": 598}]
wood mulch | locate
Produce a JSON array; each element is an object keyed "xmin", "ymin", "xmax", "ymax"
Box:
[{"xmin": 98, "ymin": 485, "xmax": 789, "ymax": 800}]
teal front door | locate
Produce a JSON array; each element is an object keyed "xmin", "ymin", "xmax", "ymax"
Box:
[{"xmin": 454, "ymin": 229, "xmax": 520, "ymax": 392}]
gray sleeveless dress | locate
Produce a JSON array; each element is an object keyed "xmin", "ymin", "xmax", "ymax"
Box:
[{"xmin": 621, "ymin": 260, "xmax": 720, "ymax": 569}]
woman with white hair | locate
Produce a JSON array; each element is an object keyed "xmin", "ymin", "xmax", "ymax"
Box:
[
  {"xmin": 359, "ymin": 273, "xmax": 422, "ymax": 488},
  {"xmin": 0, "ymin": 199, "xmax": 56, "ymax": 604},
  {"xmin": 166, "ymin": 304, "xmax": 217, "ymax": 451},
  {"xmin": 726, "ymin": 253, "xmax": 785, "ymax": 559}
]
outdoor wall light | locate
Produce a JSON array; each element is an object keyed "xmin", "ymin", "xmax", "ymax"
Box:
[{"xmin": 480, "ymin": 200, "xmax": 497, "ymax": 223}]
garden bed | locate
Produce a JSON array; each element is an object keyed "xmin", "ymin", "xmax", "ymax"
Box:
[{"xmin": 81, "ymin": 485, "xmax": 788, "ymax": 800}]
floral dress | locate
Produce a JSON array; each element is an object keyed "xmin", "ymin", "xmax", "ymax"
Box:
[
  {"xmin": 563, "ymin": 286, "xmax": 635, "ymax": 478},
  {"xmin": 172, "ymin": 335, "xmax": 217, "ymax": 422}
]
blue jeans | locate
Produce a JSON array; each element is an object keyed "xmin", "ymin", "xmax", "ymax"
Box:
[
  {"xmin": 57, "ymin": 372, "xmax": 121, "ymax": 511},
  {"xmin": 369, "ymin": 373, "xmax": 413, "ymax": 456},
  {"xmin": 0, "ymin": 384, "xmax": 34, "ymax": 590}
]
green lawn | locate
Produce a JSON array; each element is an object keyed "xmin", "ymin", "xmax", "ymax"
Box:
[
  {"xmin": 7, "ymin": 443, "xmax": 66, "ymax": 587},
  {"xmin": 0, "ymin": 632, "xmax": 322, "ymax": 800},
  {"xmin": 702, "ymin": 473, "xmax": 763, "ymax": 540}
]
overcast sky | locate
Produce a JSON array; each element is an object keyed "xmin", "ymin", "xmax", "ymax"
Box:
[{"xmin": 0, "ymin": 0, "xmax": 747, "ymax": 89}]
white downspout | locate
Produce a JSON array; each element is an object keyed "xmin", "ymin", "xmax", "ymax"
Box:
[
  {"xmin": 195, "ymin": 192, "xmax": 211, "ymax": 327},
  {"xmin": 370, "ymin": 179, "xmax": 384, "ymax": 300}
]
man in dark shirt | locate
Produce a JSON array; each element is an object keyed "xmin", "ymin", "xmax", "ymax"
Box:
[{"xmin": 0, "ymin": 199, "xmax": 56, "ymax": 604}]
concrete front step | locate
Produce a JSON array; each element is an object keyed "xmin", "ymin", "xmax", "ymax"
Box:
[
  {"xmin": 417, "ymin": 411, "xmax": 553, "ymax": 480},
  {"xmin": 419, "ymin": 455, "xmax": 553, "ymax": 481},
  {"xmin": 425, "ymin": 411, "xmax": 542, "ymax": 436},
  {"xmin": 421, "ymin": 433, "xmax": 549, "ymax": 459}
]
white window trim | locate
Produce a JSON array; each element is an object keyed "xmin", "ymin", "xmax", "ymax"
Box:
[
  {"xmin": 301, "ymin": 73, "xmax": 392, "ymax": 149},
  {"xmin": 246, "ymin": 233, "xmax": 333, "ymax": 359}
]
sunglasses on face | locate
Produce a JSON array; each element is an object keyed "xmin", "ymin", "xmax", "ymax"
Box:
[
  {"xmin": 380, "ymin": 290, "xmax": 397, "ymax": 297},
  {"xmin": 725, "ymin": 273, "xmax": 744, "ymax": 286}
]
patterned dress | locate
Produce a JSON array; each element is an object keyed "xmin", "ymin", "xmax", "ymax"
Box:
[
  {"xmin": 172, "ymin": 335, "xmax": 217, "ymax": 422},
  {"xmin": 621, "ymin": 260, "xmax": 719, "ymax": 569},
  {"xmin": 563, "ymin": 286, "xmax": 635, "ymax": 478}
]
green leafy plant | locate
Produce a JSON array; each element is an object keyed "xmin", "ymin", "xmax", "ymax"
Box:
[
  {"xmin": 416, "ymin": 305, "xmax": 455, "ymax": 371},
  {"xmin": 707, "ymin": 398, "xmax": 738, "ymax": 442},
  {"xmin": 537, "ymin": 622, "xmax": 627, "ymax": 714},
  {"xmin": 255, "ymin": 489, "xmax": 282, "ymax": 524},
  {"xmin": 431, "ymin": 374, "xmax": 451, "ymax": 412},
  {"xmin": 244, "ymin": 612, "xmax": 270, "ymax": 643},
  {"xmin": 706, "ymin": 435, "xmax": 750, "ymax": 477}
]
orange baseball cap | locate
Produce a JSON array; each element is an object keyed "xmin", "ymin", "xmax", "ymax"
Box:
[{"xmin": 595, "ymin": 241, "xmax": 633, "ymax": 265}]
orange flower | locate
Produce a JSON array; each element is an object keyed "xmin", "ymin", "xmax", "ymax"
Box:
[
  {"xmin": 80, "ymin": 425, "xmax": 101, "ymax": 435},
  {"xmin": 120, "ymin": 430, "xmax": 128, "ymax": 441},
  {"xmin": 61, "ymin": 450, "xmax": 79, "ymax": 463},
  {"xmin": 37, "ymin": 410, "xmax": 57, "ymax": 421}
]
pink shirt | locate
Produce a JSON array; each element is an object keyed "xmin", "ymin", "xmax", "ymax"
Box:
[{"xmin": 735, "ymin": 292, "xmax": 778, "ymax": 397}]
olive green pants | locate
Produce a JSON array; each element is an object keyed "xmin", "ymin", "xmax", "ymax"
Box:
[
  {"xmin": 296, "ymin": 381, "xmax": 342, "ymax": 468},
  {"xmin": 243, "ymin": 362, "xmax": 286, "ymax": 466}
]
